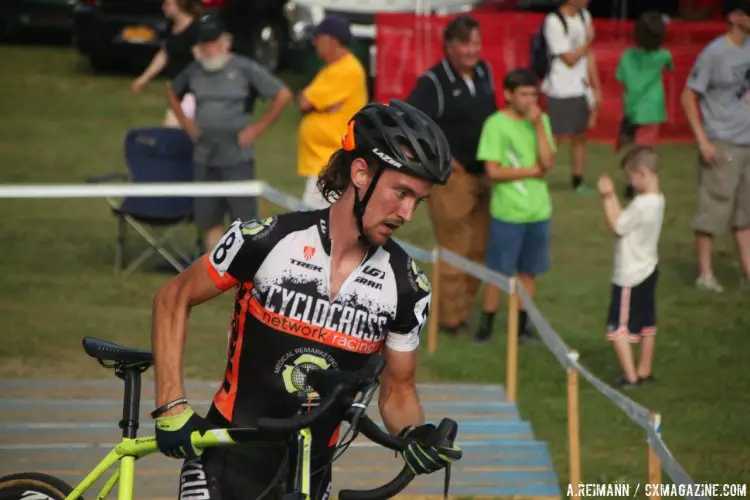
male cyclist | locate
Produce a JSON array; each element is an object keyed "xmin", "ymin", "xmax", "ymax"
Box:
[{"xmin": 150, "ymin": 99, "xmax": 463, "ymax": 499}]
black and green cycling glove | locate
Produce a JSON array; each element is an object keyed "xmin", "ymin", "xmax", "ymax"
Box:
[
  {"xmin": 155, "ymin": 407, "xmax": 210, "ymax": 460},
  {"xmin": 398, "ymin": 423, "xmax": 463, "ymax": 475}
]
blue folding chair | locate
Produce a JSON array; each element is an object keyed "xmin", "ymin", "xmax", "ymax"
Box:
[{"xmin": 88, "ymin": 127, "xmax": 199, "ymax": 275}]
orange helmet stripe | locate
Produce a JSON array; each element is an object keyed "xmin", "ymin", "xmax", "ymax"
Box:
[{"xmin": 341, "ymin": 120, "xmax": 356, "ymax": 151}]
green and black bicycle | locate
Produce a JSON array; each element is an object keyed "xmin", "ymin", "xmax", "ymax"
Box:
[{"xmin": 0, "ymin": 337, "xmax": 458, "ymax": 500}]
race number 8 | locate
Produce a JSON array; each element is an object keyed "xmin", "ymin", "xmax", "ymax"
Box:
[
  {"xmin": 210, "ymin": 224, "xmax": 243, "ymax": 274},
  {"xmin": 212, "ymin": 232, "xmax": 236, "ymax": 265}
]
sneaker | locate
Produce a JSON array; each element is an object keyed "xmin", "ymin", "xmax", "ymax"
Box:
[
  {"xmin": 614, "ymin": 376, "xmax": 639, "ymax": 390},
  {"xmin": 638, "ymin": 375, "xmax": 655, "ymax": 384},
  {"xmin": 518, "ymin": 329, "xmax": 540, "ymax": 345},
  {"xmin": 473, "ymin": 328, "xmax": 492, "ymax": 345},
  {"xmin": 695, "ymin": 274, "xmax": 724, "ymax": 293},
  {"xmin": 443, "ymin": 321, "xmax": 469, "ymax": 337}
]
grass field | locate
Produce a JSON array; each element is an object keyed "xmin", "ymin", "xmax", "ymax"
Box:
[{"xmin": 1, "ymin": 44, "xmax": 749, "ymax": 491}]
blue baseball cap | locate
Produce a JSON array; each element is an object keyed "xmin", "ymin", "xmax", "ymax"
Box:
[{"xmin": 311, "ymin": 14, "xmax": 352, "ymax": 45}]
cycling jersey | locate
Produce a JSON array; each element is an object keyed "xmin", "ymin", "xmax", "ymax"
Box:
[
  {"xmin": 179, "ymin": 208, "xmax": 431, "ymax": 499},
  {"xmin": 203, "ymin": 207, "xmax": 432, "ymax": 426}
]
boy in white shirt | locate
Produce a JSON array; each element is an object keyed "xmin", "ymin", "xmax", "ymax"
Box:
[{"xmin": 597, "ymin": 146, "xmax": 665, "ymax": 389}]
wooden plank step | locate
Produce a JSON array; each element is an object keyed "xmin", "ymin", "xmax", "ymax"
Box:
[{"xmin": 0, "ymin": 381, "xmax": 560, "ymax": 499}]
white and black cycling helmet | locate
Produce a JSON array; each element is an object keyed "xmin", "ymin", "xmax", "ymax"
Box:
[{"xmin": 341, "ymin": 99, "xmax": 453, "ymax": 243}]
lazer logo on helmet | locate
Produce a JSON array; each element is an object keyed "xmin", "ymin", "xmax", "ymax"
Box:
[{"xmin": 372, "ymin": 148, "xmax": 402, "ymax": 169}]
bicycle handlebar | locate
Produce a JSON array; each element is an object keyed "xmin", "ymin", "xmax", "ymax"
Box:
[
  {"xmin": 256, "ymin": 355, "xmax": 384, "ymax": 433},
  {"xmin": 337, "ymin": 417, "xmax": 458, "ymax": 500},
  {"xmin": 191, "ymin": 354, "xmax": 459, "ymax": 499}
]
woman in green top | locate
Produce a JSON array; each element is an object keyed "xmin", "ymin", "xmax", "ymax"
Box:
[{"xmin": 615, "ymin": 11, "xmax": 672, "ymax": 198}]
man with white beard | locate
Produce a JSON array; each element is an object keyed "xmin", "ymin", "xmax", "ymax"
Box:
[{"xmin": 167, "ymin": 12, "xmax": 293, "ymax": 253}]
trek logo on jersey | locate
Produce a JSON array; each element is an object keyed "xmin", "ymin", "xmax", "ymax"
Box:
[
  {"xmin": 290, "ymin": 258, "xmax": 323, "ymax": 273},
  {"xmin": 259, "ymin": 284, "xmax": 389, "ymax": 345},
  {"xmin": 372, "ymin": 148, "xmax": 403, "ymax": 169}
]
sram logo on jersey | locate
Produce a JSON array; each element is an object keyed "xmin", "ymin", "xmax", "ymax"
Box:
[
  {"xmin": 355, "ymin": 266, "xmax": 385, "ymax": 290},
  {"xmin": 372, "ymin": 148, "xmax": 402, "ymax": 169},
  {"xmin": 252, "ymin": 284, "xmax": 389, "ymax": 353}
]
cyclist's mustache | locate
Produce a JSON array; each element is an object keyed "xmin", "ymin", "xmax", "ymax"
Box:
[{"xmin": 382, "ymin": 219, "xmax": 404, "ymax": 229}]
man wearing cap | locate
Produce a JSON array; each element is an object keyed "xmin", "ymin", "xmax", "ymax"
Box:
[
  {"xmin": 168, "ymin": 12, "xmax": 293, "ymax": 251},
  {"xmin": 680, "ymin": 0, "xmax": 750, "ymax": 293},
  {"xmin": 296, "ymin": 14, "xmax": 368, "ymax": 209}
]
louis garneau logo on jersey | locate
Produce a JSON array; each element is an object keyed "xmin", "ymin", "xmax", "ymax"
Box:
[
  {"xmin": 355, "ymin": 265, "xmax": 385, "ymax": 290},
  {"xmin": 258, "ymin": 283, "xmax": 390, "ymax": 344},
  {"xmin": 372, "ymin": 148, "xmax": 402, "ymax": 169}
]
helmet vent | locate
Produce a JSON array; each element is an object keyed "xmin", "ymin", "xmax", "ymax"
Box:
[{"xmin": 418, "ymin": 138, "xmax": 436, "ymax": 162}]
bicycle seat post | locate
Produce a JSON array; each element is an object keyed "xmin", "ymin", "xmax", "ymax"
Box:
[{"xmin": 116, "ymin": 363, "xmax": 142, "ymax": 439}]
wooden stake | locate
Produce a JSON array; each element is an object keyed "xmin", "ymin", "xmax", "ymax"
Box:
[
  {"xmin": 506, "ymin": 278, "xmax": 519, "ymax": 403},
  {"xmin": 259, "ymin": 197, "xmax": 270, "ymax": 219},
  {"xmin": 567, "ymin": 350, "xmax": 581, "ymax": 499},
  {"xmin": 427, "ymin": 247, "xmax": 441, "ymax": 355},
  {"xmin": 648, "ymin": 412, "xmax": 662, "ymax": 499}
]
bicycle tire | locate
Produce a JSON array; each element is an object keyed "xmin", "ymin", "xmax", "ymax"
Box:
[{"xmin": 0, "ymin": 472, "xmax": 75, "ymax": 500}]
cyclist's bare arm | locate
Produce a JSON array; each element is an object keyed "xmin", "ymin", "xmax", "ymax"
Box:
[
  {"xmin": 378, "ymin": 347, "xmax": 424, "ymax": 434},
  {"xmin": 152, "ymin": 257, "xmax": 226, "ymax": 416}
]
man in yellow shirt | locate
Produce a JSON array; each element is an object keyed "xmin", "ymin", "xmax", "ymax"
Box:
[{"xmin": 297, "ymin": 15, "xmax": 368, "ymax": 208}]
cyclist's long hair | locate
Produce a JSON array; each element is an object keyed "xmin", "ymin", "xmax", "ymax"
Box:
[{"xmin": 317, "ymin": 149, "xmax": 378, "ymax": 204}]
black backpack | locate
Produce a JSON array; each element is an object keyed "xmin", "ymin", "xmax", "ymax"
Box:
[{"xmin": 529, "ymin": 9, "xmax": 586, "ymax": 80}]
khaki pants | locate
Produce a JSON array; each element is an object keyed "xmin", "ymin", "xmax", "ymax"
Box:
[
  {"xmin": 427, "ymin": 169, "xmax": 490, "ymax": 329},
  {"xmin": 692, "ymin": 141, "xmax": 750, "ymax": 235}
]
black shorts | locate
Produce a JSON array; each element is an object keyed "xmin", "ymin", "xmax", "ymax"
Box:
[
  {"xmin": 546, "ymin": 95, "xmax": 590, "ymax": 137},
  {"xmin": 606, "ymin": 268, "xmax": 658, "ymax": 343},
  {"xmin": 178, "ymin": 445, "xmax": 334, "ymax": 500},
  {"xmin": 178, "ymin": 409, "xmax": 337, "ymax": 500}
]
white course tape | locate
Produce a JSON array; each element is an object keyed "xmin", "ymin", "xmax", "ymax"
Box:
[
  {"xmin": 0, "ymin": 181, "xmax": 266, "ymax": 199},
  {"xmin": 0, "ymin": 179, "xmax": 702, "ymax": 490}
]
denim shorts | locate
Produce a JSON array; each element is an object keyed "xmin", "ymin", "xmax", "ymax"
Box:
[{"xmin": 485, "ymin": 218, "xmax": 551, "ymax": 277}]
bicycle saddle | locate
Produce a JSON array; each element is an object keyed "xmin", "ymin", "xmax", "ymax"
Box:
[{"xmin": 82, "ymin": 336, "xmax": 153, "ymax": 366}]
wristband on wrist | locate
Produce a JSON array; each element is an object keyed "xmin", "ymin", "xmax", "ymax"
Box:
[{"xmin": 151, "ymin": 397, "xmax": 188, "ymax": 419}]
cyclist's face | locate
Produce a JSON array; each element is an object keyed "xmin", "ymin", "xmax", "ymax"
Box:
[{"xmin": 360, "ymin": 168, "xmax": 432, "ymax": 246}]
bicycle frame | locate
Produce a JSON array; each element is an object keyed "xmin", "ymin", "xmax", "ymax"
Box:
[
  {"xmin": 62, "ymin": 363, "xmax": 317, "ymax": 500},
  {"xmin": 63, "ymin": 427, "xmax": 315, "ymax": 500}
]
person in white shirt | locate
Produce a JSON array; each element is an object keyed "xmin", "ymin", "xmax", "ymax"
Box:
[
  {"xmin": 542, "ymin": 0, "xmax": 601, "ymax": 194},
  {"xmin": 597, "ymin": 146, "xmax": 665, "ymax": 389}
]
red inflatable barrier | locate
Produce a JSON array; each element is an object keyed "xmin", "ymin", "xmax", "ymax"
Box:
[{"xmin": 374, "ymin": 12, "xmax": 726, "ymax": 143}]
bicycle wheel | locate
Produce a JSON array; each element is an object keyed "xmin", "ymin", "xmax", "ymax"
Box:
[{"xmin": 0, "ymin": 472, "xmax": 75, "ymax": 500}]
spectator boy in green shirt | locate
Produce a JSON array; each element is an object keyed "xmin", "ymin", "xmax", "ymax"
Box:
[
  {"xmin": 474, "ymin": 68, "xmax": 556, "ymax": 344},
  {"xmin": 615, "ymin": 11, "xmax": 672, "ymax": 198}
]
